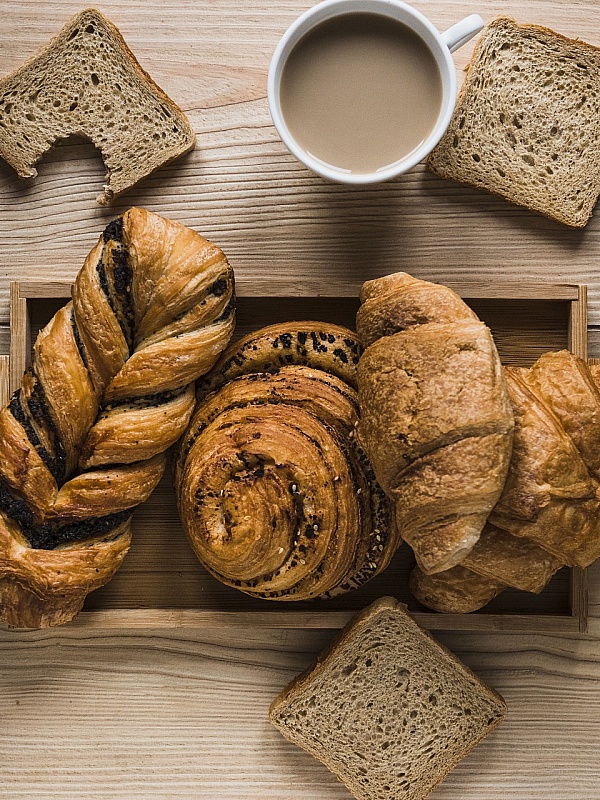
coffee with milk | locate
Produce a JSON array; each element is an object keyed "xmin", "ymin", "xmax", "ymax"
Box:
[{"xmin": 279, "ymin": 13, "xmax": 443, "ymax": 174}]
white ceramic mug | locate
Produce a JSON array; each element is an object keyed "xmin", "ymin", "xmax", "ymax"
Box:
[{"xmin": 268, "ymin": 0, "xmax": 484, "ymax": 184}]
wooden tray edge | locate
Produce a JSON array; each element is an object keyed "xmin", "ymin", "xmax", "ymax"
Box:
[
  {"xmin": 0, "ymin": 354, "xmax": 8, "ymax": 406},
  {"xmin": 13, "ymin": 278, "xmax": 582, "ymax": 300},
  {"xmin": 0, "ymin": 608, "xmax": 583, "ymax": 633},
  {"xmin": 7, "ymin": 280, "xmax": 589, "ymax": 632}
]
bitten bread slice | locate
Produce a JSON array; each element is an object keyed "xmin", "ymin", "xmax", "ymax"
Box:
[
  {"xmin": 0, "ymin": 8, "xmax": 195, "ymax": 203},
  {"xmin": 270, "ymin": 597, "xmax": 506, "ymax": 800},
  {"xmin": 427, "ymin": 17, "xmax": 600, "ymax": 227}
]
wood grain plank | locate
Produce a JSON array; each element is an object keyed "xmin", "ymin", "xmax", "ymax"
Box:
[
  {"xmin": 572, "ymin": 568, "xmax": 590, "ymax": 635},
  {"xmin": 12, "ymin": 608, "xmax": 576, "ymax": 634},
  {"xmin": 1, "ymin": 1, "xmax": 600, "ymax": 328},
  {"xmin": 15, "ymin": 278, "xmax": 582, "ymax": 300},
  {"xmin": 568, "ymin": 285, "xmax": 588, "ymax": 360},
  {"xmin": 0, "ymin": 354, "xmax": 9, "ymax": 405},
  {"xmin": 586, "ymin": 560, "xmax": 600, "ymax": 635},
  {"xmin": 9, "ymin": 281, "xmax": 28, "ymax": 393},
  {"xmin": 567, "ymin": 287, "xmax": 589, "ymax": 631},
  {"xmin": 17, "ymin": 280, "xmax": 74, "ymax": 299},
  {"xmin": 0, "ymin": 626, "xmax": 599, "ymax": 799},
  {"xmin": 587, "ymin": 328, "xmax": 600, "ymax": 359}
]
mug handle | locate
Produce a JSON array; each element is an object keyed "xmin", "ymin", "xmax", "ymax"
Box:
[{"xmin": 441, "ymin": 14, "xmax": 484, "ymax": 53}]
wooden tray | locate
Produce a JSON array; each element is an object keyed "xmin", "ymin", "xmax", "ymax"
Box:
[{"xmin": 3, "ymin": 278, "xmax": 590, "ymax": 633}]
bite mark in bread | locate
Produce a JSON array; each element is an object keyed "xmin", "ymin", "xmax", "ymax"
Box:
[{"xmin": 0, "ymin": 8, "xmax": 195, "ymax": 204}]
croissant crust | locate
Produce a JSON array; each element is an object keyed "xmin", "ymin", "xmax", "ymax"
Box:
[
  {"xmin": 356, "ymin": 273, "xmax": 514, "ymax": 576},
  {"xmin": 412, "ymin": 351, "xmax": 600, "ymax": 613}
]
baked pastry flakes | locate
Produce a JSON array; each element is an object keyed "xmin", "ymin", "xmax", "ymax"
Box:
[
  {"xmin": 412, "ymin": 351, "xmax": 600, "ymax": 612},
  {"xmin": 176, "ymin": 323, "xmax": 398, "ymax": 600},
  {"xmin": 356, "ymin": 272, "xmax": 514, "ymax": 576},
  {"xmin": 0, "ymin": 208, "xmax": 235, "ymax": 628}
]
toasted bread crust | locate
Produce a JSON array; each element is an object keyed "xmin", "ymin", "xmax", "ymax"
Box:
[
  {"xmin": 428, "ymin": 17, "xmax": 600, "ymax": 228},
  {"xmin": 0, "ymin": 8, "xmax": 195, "ymax": 204},
  {"xmin": 270, "ymin": 598, "xmax": 507, "ymax": 800}
]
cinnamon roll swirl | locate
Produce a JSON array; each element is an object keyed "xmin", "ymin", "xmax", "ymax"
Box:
[{"xmin": 176, "ymin": 325, "xmax": 396, "ymax": 600}]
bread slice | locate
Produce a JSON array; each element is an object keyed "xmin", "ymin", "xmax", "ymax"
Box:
[
  {"xmin": 269, "ymin": 597, "xmax": 507, "ymax": 800},
  {"xmin": 427, "ymin": 17, "xmax": 600, "ymax": 228},
  {"xmin": 0, "ymin": 8, "xmax": 195, "ymax": 203}
]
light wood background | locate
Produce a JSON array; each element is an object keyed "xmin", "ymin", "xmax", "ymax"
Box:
[{"xmin": 2, "ymin": 1, "xmax": 600, "ymax": 798}]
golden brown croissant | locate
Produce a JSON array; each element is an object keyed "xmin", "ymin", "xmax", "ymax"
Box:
[
  {"xmin": 176, "ymin": 323, "xmax": 397, "ymax": 600},
  {"xmin": 0, "ymin": 208, "xmax": 235, "ymax": 628},
  {"xmin": 412, "ymin": 351, "xmax": 600, "ymax": 613},
  {"xmin": 410, "ymin": 563, "xmax": 505, "ymax": 614},
  {"xmin": 356, "ymin": 273, "xmax": 514, "ymax": 575}
]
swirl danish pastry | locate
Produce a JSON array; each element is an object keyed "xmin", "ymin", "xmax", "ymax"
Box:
[
  {"xmin": 176, "ymin": 323, "xmax": 397, "ymax": 600},
  {"xmin": 0, "ymin": 208, "xmax": 235, "ymax": 628}
]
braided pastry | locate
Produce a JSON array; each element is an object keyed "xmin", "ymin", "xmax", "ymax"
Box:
[
  {"xmin": 356, "ymin": 272, "xmax": 514, "ymax": 575},
  {"xmin": 0, "ymin": 208, "xmax": 235, "ymax": 628},
  {"xmin": 176, "ymin": 323, "xmax": 397, "ymax": 600},
  {"xmin": 412, "ymin": 350, "xmax": 600, "ymax": 613}
]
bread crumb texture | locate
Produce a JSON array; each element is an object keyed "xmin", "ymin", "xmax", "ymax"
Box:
[
  {"xmin": 0, "ymin": 8, "xmax": 195, "ymax": 203},
  {"xmin": 427, "ymin": 17, "xmax": 600, "ymax": 227},
  {"xmin": 270, "ymin": 598, "xmax": 506, "ymax": 800}
]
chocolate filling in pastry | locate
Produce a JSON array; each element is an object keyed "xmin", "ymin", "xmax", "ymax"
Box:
[{"xmin": 0, "ymin": 208, "xmax": 235, "ymax": 629}]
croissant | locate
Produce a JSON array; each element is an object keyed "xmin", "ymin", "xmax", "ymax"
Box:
[
  {"xmin": 176, "ymin": 323, "xmax": 397, "ymax": 600},
  {"xmin": 0, "ymin": 208, "xmax": 235, "ymax": 628},
  {"xmin": 356, "ymin": 273, "xmax": 514, "ymax": 575},
  {"xmin": 412, "ymin": 351, "xmax": 600, "ymax": 613}
]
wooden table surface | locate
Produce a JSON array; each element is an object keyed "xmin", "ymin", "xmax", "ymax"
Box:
[{"xmin": 1, "ymin": 1, "xmax": 600, "ymax": 798}]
